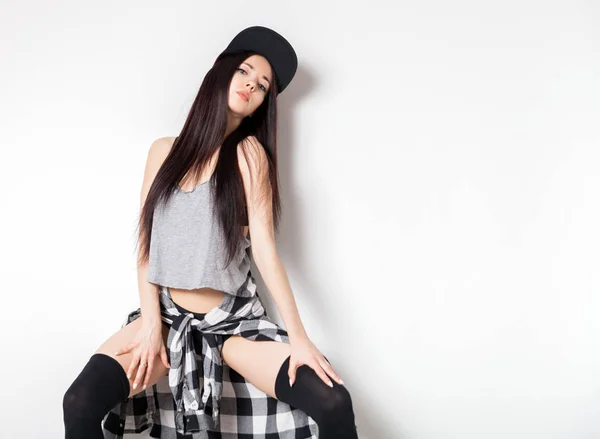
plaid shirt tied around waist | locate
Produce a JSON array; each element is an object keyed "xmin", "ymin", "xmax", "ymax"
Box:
[{"xmin": 102, "ymin": 282, "xmax": 318, "ymax": 438}]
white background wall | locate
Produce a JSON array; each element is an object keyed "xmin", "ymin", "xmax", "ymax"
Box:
[{"xmin": 1, "ymin": 1, "xmax": 599, "ymax": 438}]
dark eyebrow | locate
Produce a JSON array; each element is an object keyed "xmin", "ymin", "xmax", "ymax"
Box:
[{"xmin": 242, "ymin": 62, "xmax": 271, "ymax": 86}]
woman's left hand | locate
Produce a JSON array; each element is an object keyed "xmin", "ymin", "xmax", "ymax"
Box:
[{"xmin": 288, "ymin": 337, "xmax": 345, "ymax": 388}]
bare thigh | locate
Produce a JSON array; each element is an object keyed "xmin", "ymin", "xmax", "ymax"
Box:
[
  {"xmin": 95, "ymin": 317, "xmax": 170, "ymax": 398},
  {"xmin": 221, "ymin": 336, "xmax": 291, "ymax": 399}
]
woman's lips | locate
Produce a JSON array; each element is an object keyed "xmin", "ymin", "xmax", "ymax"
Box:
[{"xmin": 237, "ymin": 91, "xmax": 249, "ymax": 102}]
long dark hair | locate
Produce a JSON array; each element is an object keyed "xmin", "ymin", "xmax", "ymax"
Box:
[{"xmin": 135, "ymin": 51, "xmax": 281, "ymax": 269}]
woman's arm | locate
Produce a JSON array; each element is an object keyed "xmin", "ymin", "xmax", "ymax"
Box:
[
  {"xmin": 236, "ymin": 137, "xmax": 308, "ymax": 343},
  {"xmin": 137, "ymin": 261, "xmax": 160, "ymax": 326},
  {"xmin": 253, "ymin": 251, "xmax": 309, "ymax": 343},
  {"xmin": 237, "ymin": 136, "xmax": 344, "ymax": 388},
  {"xmin": 113, "ymin": 138, "xmax": 174, "ymax": 385},
  {"xmin": 137, "ymin": 137, "xmax": 172, "ymax": 326}
]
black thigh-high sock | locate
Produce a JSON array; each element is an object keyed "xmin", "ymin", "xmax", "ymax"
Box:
[
  {"xmin": 63, "ymin": 353, "xmax": 131, "ymax": 439},
  {"xmin": 274, "ymin": 355, "xmax": 359, "ymax": 438}
]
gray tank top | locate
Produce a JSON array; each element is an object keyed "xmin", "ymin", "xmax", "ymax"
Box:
[{"xmin": 147, "ymin": 177, "xmax": 252, "ymax": 296}]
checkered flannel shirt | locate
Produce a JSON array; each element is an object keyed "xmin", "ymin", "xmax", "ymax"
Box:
[{"xmin": 102, "ymin": 282, "xmax": 318, "ymax": 438}]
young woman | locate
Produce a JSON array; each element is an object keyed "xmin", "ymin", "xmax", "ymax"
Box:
[{"xmin": 62, "ymin": 26, "xmax": 359, "ymax": 438}]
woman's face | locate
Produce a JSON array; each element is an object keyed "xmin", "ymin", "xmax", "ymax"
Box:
[{"xmin": 228, "ymin": 54, "xmax": 273, "ymax": 119}]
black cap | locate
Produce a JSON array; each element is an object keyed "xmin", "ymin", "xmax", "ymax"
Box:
[{"xmin": 214, "ymin": 26, "xmax": 298, "ymax": 95}]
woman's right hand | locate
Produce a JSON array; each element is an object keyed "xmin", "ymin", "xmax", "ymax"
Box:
[{"xmin": 114, "ymin": 319, "xmax": 171, "ymax": 391}]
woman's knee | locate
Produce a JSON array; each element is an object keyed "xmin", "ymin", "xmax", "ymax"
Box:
[
  {"xmin": 319, "ymin": 382, "xmax": 354, "ymax": 418},
  {"xmin": 280, "ymin": 362, "xmax": 355, "ymax": 421},
  {"xmin": 62, "ymin": 379, "xmax": 96, "ymax": 425},
  {"xmin": 62, "ymin": 369, "xmax": 105, "ymax": 433},
  {"xmin": 312, "ymin": 380, "xmax": 358, "ymax": 437},
  {"xmin": 274, "ymin": 357, "xmax": 358, "ymax": 436},
  {"xmin": 62, "ymin": 384, "xmax": 80, "ymax": 423},
  {"xmin": 62, "ymin": 354, "xmax": 131, "ymax": 426}
]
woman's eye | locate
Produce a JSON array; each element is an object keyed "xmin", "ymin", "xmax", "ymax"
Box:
[{"xmin": 238, "ymin": 68, "xmax": 267, "ymax": 92}]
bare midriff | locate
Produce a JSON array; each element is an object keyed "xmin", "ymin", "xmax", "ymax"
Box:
[{"xmin": 169, "ymin": 287, "xmax": 227, "ymax": 314}]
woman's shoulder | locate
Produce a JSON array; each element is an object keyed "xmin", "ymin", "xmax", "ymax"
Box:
[
  {"xmin": 142, "ymin": 137, "xmax": 177, "ymax": 180},
  {"xmin": 144, "ymin": 137, "xmax": 177, "ymax": 172},
  {"xmin": 149, "ymin": 136, "xmax": 177, "ymax": 158}
]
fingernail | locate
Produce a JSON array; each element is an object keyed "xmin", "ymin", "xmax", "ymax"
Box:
[
  {"xmin": 289, "ymin": 379, "xmax": 293, "ymax": 387},
  {"xmin": 127, "ymin": 373, "xmax": 131, "ymax": 379},
  {"xmin": 133, "ymin": 383, "xmax": 137, "ymax": 390},
  {"xmin": 143, "ymin": 384, "xmax": 147, "ymax": 390},
  {"xmin": 340, "ymin": 379, "xmax": 345, "ymax": 384},
  {"xmin": 328, "ymin": 382, "xmax": 333, "ymax": 388}
]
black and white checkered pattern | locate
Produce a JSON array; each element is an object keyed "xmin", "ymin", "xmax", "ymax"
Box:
[{"xmin": 102, "ymin": 283, "xmax": 318, "ymax": 438}]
